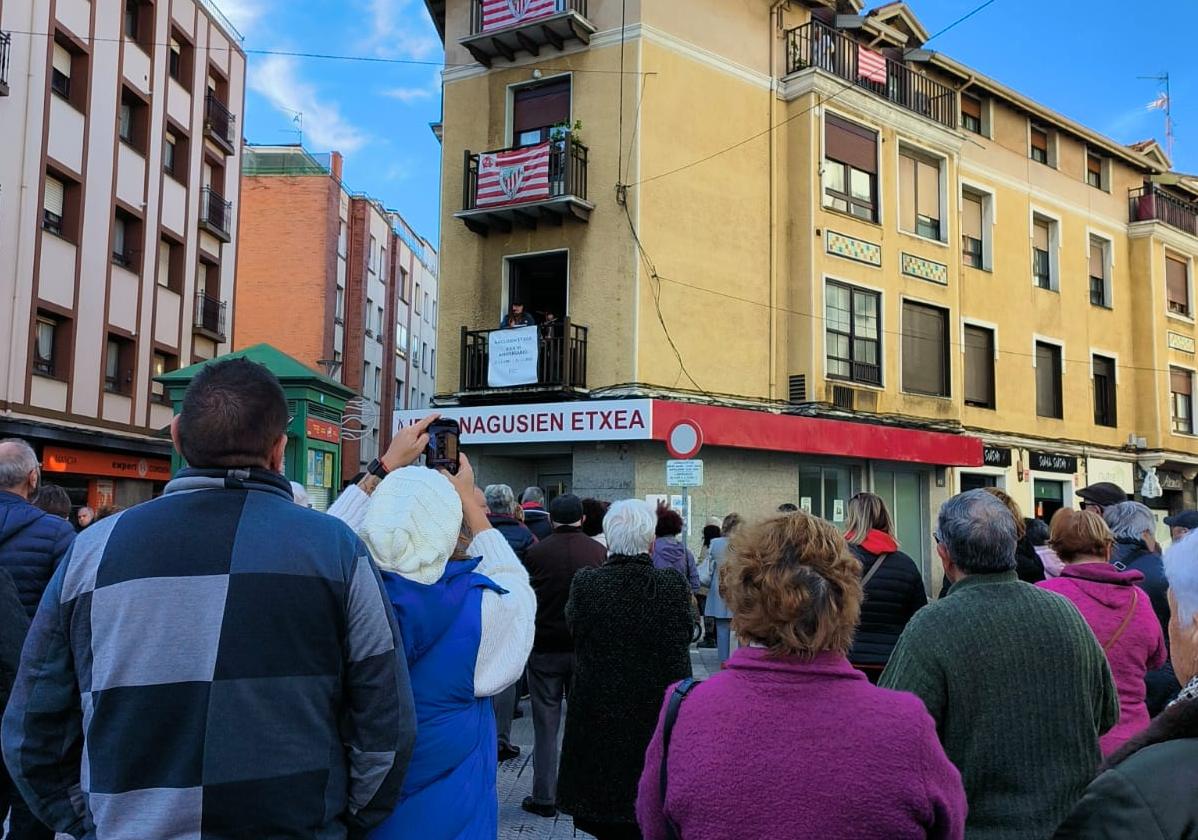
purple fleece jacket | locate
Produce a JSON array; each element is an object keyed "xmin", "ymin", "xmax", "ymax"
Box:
[
  {"xmin": 635, "ymin": 647, "xmax": 967, "ymax": 840},
  {"xmin": 1038, "ymin": 563, "xmax": 1167, "ymax": 755}
]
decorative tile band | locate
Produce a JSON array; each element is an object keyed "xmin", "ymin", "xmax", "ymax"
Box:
[
  {"xmin": 826, "ymin": 230, "xmax": 881, "ymax": 267},
  {"xmin": 901, "ymin": 252, "xmax": 948, "ymax": 285},
  {"xmin": 1168, "ymin": 331, "xmax": 1196, "ymax": 354}
]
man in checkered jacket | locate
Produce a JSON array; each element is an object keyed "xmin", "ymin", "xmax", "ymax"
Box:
[{"xmin": 1, "ymin": 358, "xmax": 417, "ymax": 838}]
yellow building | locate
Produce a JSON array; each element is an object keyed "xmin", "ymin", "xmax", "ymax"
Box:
[{"xmin": 415, "ymin": 0, "xmax": 1198, "ymax": 581}]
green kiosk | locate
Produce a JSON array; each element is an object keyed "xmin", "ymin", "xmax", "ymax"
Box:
[{"xmin": 157, "ymin": 343, "xmax": 355, "ymax": 510}]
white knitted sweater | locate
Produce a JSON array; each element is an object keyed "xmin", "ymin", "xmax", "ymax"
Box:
[{"xmin": 327, "ymin": 485, "xmax": 535, "ymax": 698}]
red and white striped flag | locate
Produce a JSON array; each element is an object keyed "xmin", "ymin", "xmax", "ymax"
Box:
[
  {"xmin": 857, "ymin": 47, "xmax": 888, "ymax": 84},
  {"xmin": 476, "ymin": 143, "xmax": 551, "ymax": 208},
  {"xmin": 482, "ymin": 0, "xmax": 558, "ymax": 32}
]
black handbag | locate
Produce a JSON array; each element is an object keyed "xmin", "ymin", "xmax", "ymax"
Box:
[{"xmin": 658, "ymin": 677, "xmax": 699, "ymax": 840}]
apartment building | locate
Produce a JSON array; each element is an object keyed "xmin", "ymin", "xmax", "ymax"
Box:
[
  {"xmin": 235, "ymin": 145, "xmax": 438, "ymax": 485},
  {"xmin": 0, "ymin": 0, "xmax": 244, "ymax": 510},
  {"xmin": 413, "ymin": 0, "xmax": 1198, "ymax": 582}
]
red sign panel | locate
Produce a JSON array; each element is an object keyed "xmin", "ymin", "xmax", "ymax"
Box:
[
  {"xmin": 306, "ymin": 417, "xmax": 341, "ymax": 444},
  {"xmin": 482, "ymin": 0, "xmax": 558, "ymax": 32},
  {"xmin": 476, "ymin": 143, "xmax": 551, "ymax": 208},
  {"xmin": 42, "ymin": 446, "xmax": 172, "ymax": 480}
]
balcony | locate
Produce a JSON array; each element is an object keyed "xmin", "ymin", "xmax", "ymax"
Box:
[
  {"xmin": 460, "ymin": 320, "xmax": 588, "ymax": 399},
  {"xmin": 462, "ymin": 0, "xmax": 594, "ymax": 67},
  {"xmin": 0, "ymin": 31, "xmax": 10, "ymax": 96},
  {"xmin": 456, "ymin": 136, "xmax": 591, "ymax": 235},
  {"xmin": 194, "ymin": 292, "xmax": 227, "ymax": 341},
  {"xmin": 199, "ymin": 186, "xmax": 232, "ymax": 242},
  {"xmin": 785, "ymin": 20, "xmax": 956, "ymax": 130},
  {"xmin": 204, "ymin": 92, "xmax": 236, "ymax": 155},
  {"xmin": 1130, "ymin": 184, "xmax": 1198, "ymax": 238}
]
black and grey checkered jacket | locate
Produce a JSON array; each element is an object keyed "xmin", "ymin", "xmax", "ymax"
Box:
[{"xmin": 1, "ymin": 468, "xmax": 416, "ymax": 839}]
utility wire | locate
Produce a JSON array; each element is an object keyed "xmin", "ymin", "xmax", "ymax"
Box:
[{"xmin": 923, "ymin": 0, "xmax": 1000, "ymax": 44}]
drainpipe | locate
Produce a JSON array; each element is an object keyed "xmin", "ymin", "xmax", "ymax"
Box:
[
  {"xmin": 7, "ymin": 25, "xmax": 40, "ymax": 408},
  {"xmin": 768, "ymin": 0, "xmax": 787, "ymax": 402}
]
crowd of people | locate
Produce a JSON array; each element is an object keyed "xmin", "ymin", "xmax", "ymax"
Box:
[{"xmin": 0, "ymin": 359, "xmax": 1196, "ymax": 838}]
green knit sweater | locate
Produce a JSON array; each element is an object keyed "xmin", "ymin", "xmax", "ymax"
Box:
[{"xmin": 879, "ymin": 571, "xmax": 1119, "ymax": 840}]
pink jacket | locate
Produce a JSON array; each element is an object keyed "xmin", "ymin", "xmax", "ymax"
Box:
[{"xmin": 1038, "ymin": 563, "xmax": 1166, "ymax": 754}]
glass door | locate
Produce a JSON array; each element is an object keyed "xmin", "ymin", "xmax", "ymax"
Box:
[
  {"xmin": 799, "ymin": 465, "xmax": 860, "ymax": 526},
  {"xmin": 873, "ymin": 468, "xmax": 931, "ymax": 590}
]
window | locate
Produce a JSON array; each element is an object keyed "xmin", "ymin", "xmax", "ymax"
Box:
[
  {"xmin": 423, "ymin": 291, "xmax": 430, "ymax": 321},
  {"xmin": 373, "ymin": 367, "xmax": 381, "ymax": 402},
  {"xmin": 825, "ymin": 281, "xmax": 880, "ymax": 385},
  {"xmin": 112, "ymin": 209, "xmax": 141, "ymax": 270},
  {"xmin": 1035, "ymin": 341, "xmax": 1063, "ymax": 419},
  {"xmin": 43, "ymin": 175, "xmax": 65, "ymax": 237},
  {"xmin": 430, "ymin": 349, "xmax": 436, "ymax": 378},
  {"xmin": 964, "ymin": 325, "xmax": 995, "ymax": 409},
  {"xmin": 1033, "ymin": 215, "xmax": 1055, "ymax": 290},
  {"xmin": 396, "ymin": 323, "xmax": 407, "ymax": 356},
  {"xmin": 365, "ymin": 298, "xmax": 375, "ymax": 336},
  {"xmin": 411, "ymin": 386, "xmax": 417, "ymax": 407},
  {"xmin": 1086, "ymin": 151, "xmax": 1106, "ymax": 191},
  {"xmin": 823, "ymin": 115, "xmax": 878, "ymax": 222},
  {"xmin": 118, "ymin": 88, "xmax": 148, "ymax": 152},
  {"xmin": 512, "ymin": 77, "xmax": 570, "ymax": 147},
  {"xmin": 157, "ymin": 236, "xmax": 183, "ymax": 292},
  {"xmin": 962, "ymin": 190, "xmax": 986, "ymax": 268},
  {"xmin": 1167, "ymin": 254, "xmax": 1190, "ymax": 317},
  {"xmin": 33, "ymin": 312, "xmax": 70, "ymax": 379},
  {"xmin": 376, "ymin": 306, "xmax": 384, "ymax": 341},
  {"xmin": 335, "ymin": 287, "xmax": 345, "ymax": 322},
  {"xmin": 369, "ymin": 236, "xmax": 378, "ymax": 274},
  {"xmin": 124, "ymin": 0, "xmax": 139, "ymax": 38},
  {"xmin": 338, "ymin": 221, "xmax": 348, "ymax": 257},
  {"xmin": 1172, "ymin": 367, "xmax": 1194, "ymax": 434},
  {"xmin": 902, "ymin": 301, "xmax": 949, "ymax": 397},
  {"xmin": 1089, "ymin": 236, "xmax": 1110, "ymax": 307},
  {"xmin": 414, "ymin": 282, "xmax": 422, "ymax": 314},
  {"xmin": 1030, "ymin": 124, "xmax": 1050, "ymax": 165},
  {"xmin": 163, "ymin": 128, "xmax": 188, "ymax": 181},
  {"xmin": 421, "ymin": 342, "xmax": 429, "ymax": 374},
  {"xmin": 900, "ymin": 147, "xmax": 942, "ymax": 240},
  {"xmin": 1092, "ymin": 355, "xmax": 1117, "ymax": 427},
  {"xmin": 151, "ymin": 351, "xmax": 178, "ymax": 402},
  {"xmin": 394, "ymin": 379, "xmax": 405, "ymax": 411},
  {"xmin": 168, "ymin": 30, "xmax": 192, "ymax": 87},
  {"xmin": 961, "ymin": 93, "xmax": 983, "ymax": 134},
  {"xmin": 51, "ymin": 42, "xmax": 72, "ymax": 99},
  {"xmin": 104, "ymin": 335, "xmax": 134, "ymax": 395},
  {"xmin": 398, "ymin": 266, "xmax": 409, "ymax": 301}
]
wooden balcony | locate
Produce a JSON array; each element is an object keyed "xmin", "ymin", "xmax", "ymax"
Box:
[
  {"xmin": 1130, "ymin": 184, "xmax": 1198, "ymax": 238},
  {"xmin": 461, "ymin": 0, "xmax": 595, "ymax": 67},
  {"xmin": 459, "ymin": 320, "xmax": 588, "ymax": 401}
]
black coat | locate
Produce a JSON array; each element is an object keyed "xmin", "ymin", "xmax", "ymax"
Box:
[
  {"xmin": 486, "ymin": 513, "xmax": 537, "ymax": 561},
  {"xmin": 521, "ymin": 506, "xmax": 554, "ymax": 541},
  {"xmin": 846, "ymin": 542, "xmax": 927, "ymax": 671},
  {"xmin": 1111, "ymin": 538, "xmax": 1179, "ymax": 715},
  {"xmin": 0, "ymin": 568, "xmax": 30, "ymax": 714},
  {"xmin": 556, "ymin": 554, "xmax": 693, "ymax": 826},
  {"xmin": 523, "ymin": 526, "xmax": 606, "ymax": 653},
  {"xmin": 1055, "ymin": 693, "xmax": 1198, "ymax": 839},
  {"xmin": 0, "ymin": 491, "xmax": 75, "ymax": 619}
]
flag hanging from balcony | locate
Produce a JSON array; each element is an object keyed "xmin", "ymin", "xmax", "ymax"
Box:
[
  {"xmin": 857, "ymin": 46, "xmax": 888, "ymax": 84},
  {"xmin": 482, "ymin": 0, "xmax": 559, "ymax": 32},
  {"xmin": 476, "ymin": 142, "xmax": 552, "ymax": 208}
]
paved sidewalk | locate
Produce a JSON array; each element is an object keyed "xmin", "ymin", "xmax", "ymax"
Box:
[{"xmin": 498, "ymin": 646, "xmax": 719, "ymax": 838}]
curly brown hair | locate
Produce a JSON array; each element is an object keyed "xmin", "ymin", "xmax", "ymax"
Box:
[
  {"xmin": 720, "ymin": 511, "xmax": 862, "ymax": 658},
  {"xmin": 982, "ymin": 487, "xmax": 1027, "ymax": 540},
  {"xmin": 655, "ymin": 502, "xmax": 684, "ymax": 538}
]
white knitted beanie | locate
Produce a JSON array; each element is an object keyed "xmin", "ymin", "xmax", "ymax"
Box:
[{"xmin": 360, "ymin": 466, "xmax": 463, "ymax": 584}]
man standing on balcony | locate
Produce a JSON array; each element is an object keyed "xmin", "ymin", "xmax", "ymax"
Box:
[{"xmin": 500, "ymin": 302, "xmax": 537, "ymax": 329}]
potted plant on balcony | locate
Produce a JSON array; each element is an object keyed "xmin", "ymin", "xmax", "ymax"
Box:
[{"xmin": 549, "ymin": 119, "xmax": 584, "ymax": 148}]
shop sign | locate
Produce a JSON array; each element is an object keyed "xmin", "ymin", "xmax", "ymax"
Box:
[
  {"xmin": 395, "ymin": 400, "xmax": 653, "ymax": 446},
  {"xmin": 306, "ymin": 417, "xmax": 341, "ymax": 444},
  {"xmin": 42, "ymin": 446, "xmax": 171, "ymax": 481},
  {"xmin": 1157, "ymin": 469, "xmax": 1185, "ymax": 492},
  {"xmin": 1029, "ymin": 451, "xmax": 1077, "ymax": 474},
  {"xmin": 982, "ymin": 446, "xmax": 1011, "ymax": 468},
  {"xmin": 1168, "ymin": 332, "xmax": 1196, "ymax": 354}
]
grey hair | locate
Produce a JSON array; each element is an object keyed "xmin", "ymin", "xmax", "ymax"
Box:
[
  {"xmin": 604, "ymin": 499, "xmax": 657, "ymax": 557},
  {"xmin": 937, "ymin": 490, "xmax": 1017, "ymax": 574},
  {"xmin": 1103, "ymin": 501, "xmax": 1156, "ymax": 541},
  {"xmin": 484, "ymin": 484, "xmax": 517, "ymax": 516},
  {"xmin": 0, "ymin": 439, "xmax": 38, "ymax": 491},
  {"xmin": 521, "ymin": 486, "xmax": 545, "ymax": 505},
  {"xmin": 1165, "ymin": 531, "xmax": 1198, "ymax": 626}
]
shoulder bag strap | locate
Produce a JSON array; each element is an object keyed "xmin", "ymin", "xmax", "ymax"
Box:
[
  {"xmin": 861, "ymin": 553, "xmax": 889, "ymax": 589},
  {"xmin": 1104, "ymin": 588, "xmax": 1140, "ymax": 652},
  {"xmin": 659, "ymin": 677, "xmax": 698, "ymax": 840}
]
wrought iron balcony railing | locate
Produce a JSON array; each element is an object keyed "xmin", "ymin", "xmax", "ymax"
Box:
[{"xmin": 460, "ymin": 320, "xmax": 588, "ymax": 393}]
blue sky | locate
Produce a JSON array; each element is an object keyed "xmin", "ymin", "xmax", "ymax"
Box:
[{"xmin": 218, "ymin": 0, "xmax": 1195, "ymax": 246}]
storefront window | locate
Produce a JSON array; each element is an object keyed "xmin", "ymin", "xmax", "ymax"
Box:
[
  {"xmin": 798, "ymin": 465, "xmax": 859, "ymax": 526},
  {"xmin": 960, "ymin": 473, "xmax": 998, "ymax": 493}
]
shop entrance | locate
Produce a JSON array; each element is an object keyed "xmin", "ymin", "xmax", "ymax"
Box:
[
  {"xmin": 798, "ymin": 465, "xmax": 860, "ymax": 526},
  {"xmin": 875, "ymin": 468, "xmax": 932, "ymax": 588},
  {"xmin": 1034, "ymin": 479, "xmax": 1066, "ymax": 523}
]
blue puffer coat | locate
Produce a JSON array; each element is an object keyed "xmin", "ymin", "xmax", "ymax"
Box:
[{"xmin": 0, "ymin": 491, "xmax": 75, "ymax": 619}]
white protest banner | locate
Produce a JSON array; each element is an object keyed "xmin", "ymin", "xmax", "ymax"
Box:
[{"xmin": 487, "ymin": 326, "xmax": 539, "ymax": 387}]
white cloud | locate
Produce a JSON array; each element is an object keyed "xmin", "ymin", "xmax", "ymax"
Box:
[
  {"xmin": 248, "ymin": 55, "xmax": 368, "ymax": 153},
  {"xmin": 381, "ymin": 71, "xmax": 442, "ymax": 104},
  {"xmin": 210, "ymin": 0, "xmax": 267, "ymax": 36},
  {"xmin": 363, "ymin": 0, "xmax": 442, "ymax": 59}
]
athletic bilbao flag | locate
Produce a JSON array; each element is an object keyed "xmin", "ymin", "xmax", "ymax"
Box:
[
  {"xmin": 482, "ymin": 0, "xmax": 558, "ymax": 32},
  {"xmin": 476, "ymin": 143, "xmax": 551, "ymax": 208},
  {"xmin": 857, "ymin": 46, "xmax": 888, "ymax": 84}
]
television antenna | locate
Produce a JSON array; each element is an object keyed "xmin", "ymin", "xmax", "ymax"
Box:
[{"xmin": 1140, "ymin": 72, "xmax": 1173, "ymax": 160}]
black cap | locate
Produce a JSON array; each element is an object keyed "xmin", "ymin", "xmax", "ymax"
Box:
[
  {"xmin": 549, "ymin": 493, "xmax": 584, "ymax": 525},
  {"xmin": 1077, "ymin": 482, "xmax": 1128, "ymax": 508},
  {"xmin": 1165, "ymin": 510, "xmax": 1198, "ymax": 530}
]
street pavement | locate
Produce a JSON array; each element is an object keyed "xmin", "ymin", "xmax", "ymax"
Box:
[{"xmin": 498, "ymin": 645, "xmax": 720, "ymax": 838}]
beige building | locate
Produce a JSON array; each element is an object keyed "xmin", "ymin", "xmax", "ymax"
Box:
[
  {"xmin": 421, "ymin": 0, "xmax": 1198, "ymax": 580},
  {"xmin": 0, "ymin": 0, "xmax": 245, "ymax": 510}
]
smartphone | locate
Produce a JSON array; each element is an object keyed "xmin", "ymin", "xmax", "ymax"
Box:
[{"xmin": 425, "ymin": 418, "xmax": 461, "ymax": 475}]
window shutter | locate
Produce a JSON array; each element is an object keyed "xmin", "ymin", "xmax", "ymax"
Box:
[
  {"xmin": 1087, "ymin": 154, "xmax": 1102, "ymax": 179},
  {"xmin": 961, "ymin": 94, "xmax": 982, "ymax": 121},
  {"xmin": 120, "ymin": 103, "xmax": 132, "ymax": 139},
  {"xmin": 44, "ymin": 176, "xmax": 65, "ymax": 216},
  {"xmin": 899, "ymin": 152, "xmax": 916, "ymax": 233},
  {"xmin": 963, "ymin": 193, "xmax": 983, "ymax": 240},
  {"xmin": 1031, "ymin": 126, "xmax": 1048, "ymax": 153},
  {"xmin": 902, "ymin": 302, "xmax": 947, "ymax": 396},
  {"xmin": 916, "ymin": 157, "xmax": 940, "ymax": 221},
  {"xmin": 1033, "ymin": 219, "xmax": 1050, "ymax": 251},
  {"xmin": 964, "ymin": 325, "xmax": 994, "ymax": 406},
  {"xmin": 825, "ymin": 114, "xmax": 877, "ymax": 174},
  {"xmin": 1167, "ymin": 256, "xmax": 1188, "ymax": 308},
  {"xmin": 53, "ymin": 44, "xmax": 72, "ymax": 76},
  {"xmin": 1089, "ymin": 239, "xmax": 1105, "ymax": 279},
  {"xmin": 1172, "ymin": 368, "xmax": 1192, "ymax": 396},
  {"xmin": 512, "ymin": 79, "xmax": 570, "ymax": 134},
  {"xmin": 1036, "ymin": 343, "xmax": 1061, "ymax": 417},
  {"xmin": 158, "ymin": 241, "xmax": 171, "ymax": 286},
  {"xmin": 113, "ymin": 217, "xmax": 125, "ymax": 256}
]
